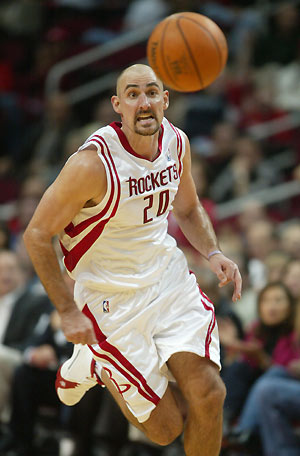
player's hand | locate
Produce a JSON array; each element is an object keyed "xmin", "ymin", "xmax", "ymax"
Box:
[
  {"xmin": 60, "ymin": 306, "xmax": 98, "ymax": 345},
  {"xmin": 208, "ymin": 253, "xmax": 242, "ymax": 302}
]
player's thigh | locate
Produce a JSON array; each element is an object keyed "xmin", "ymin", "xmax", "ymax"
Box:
[
  {"xmin": 101, "ymin": 368, "xmax": 183, "ymax": 438},
  {"xmin": 167, "ymin": 352, "xmax": 226, "ymax": 406}
]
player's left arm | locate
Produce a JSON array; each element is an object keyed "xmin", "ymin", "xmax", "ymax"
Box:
[{"xmin": 172, "ymin": 132, "xmax": 242, "ymax": 301}]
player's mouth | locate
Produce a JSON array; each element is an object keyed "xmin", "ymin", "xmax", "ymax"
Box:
[{"xmin": 136, "ymin": 113, "xmax": 156, "ymax": 125}]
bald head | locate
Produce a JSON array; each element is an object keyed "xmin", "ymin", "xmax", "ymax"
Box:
[
  {"xmin": 116, "ymin": 64, "xmax": 163, "ymax": 97},
  {"xmin": 112, "ymin": 63, "xmax": 168, "ymax": 137}
]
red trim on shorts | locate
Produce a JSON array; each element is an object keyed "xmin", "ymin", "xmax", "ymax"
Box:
[
  {"xmin": 110, "ymin": 121, "xmax": 164, "ymax": 162},
  {"xmin": 190, "ymin": 269, "xmax": 216, "ymax": 359},
  {"xmin": 90, "ymin": 358, "xmax": 105, "ymax": 386},
  {"xmin": 168, "ymin": 121, "xmax": 183, "ymax": 176},
  {"xmin": 199, "ymin": 289, "xmax": 216, "ymax": 358},
  {"xmin": 64, "ymin": 140, "xmax": 115, "ymax": 237},
  {"xmin": 83, "ymin": 304, "xmax": 160, "ymax": 405},
  {"xmin": 61, "ymin": 138, "xmax": 121, "ymax": 272}
]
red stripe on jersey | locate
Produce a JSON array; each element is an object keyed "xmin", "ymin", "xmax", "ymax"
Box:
[
  {"xmin": 64, "ymin": 140, "xmax": 115, "ymax": 238},
  {"xmin": 168, "ymin": 121, "xmax": 183, "ymax": 176},
  {"xmin": 168, "ymin": 120, "xmax": 179, "ymax": 150},
  {"xmin": 110, "ymin": 121, "xmax": 164, "ymax": 162},
  {"xmin": 61, "ymin": 138, "xmax": 121, "ymax": 272},
  {"xmin": 83, "ymin": 305, "xmax": 160, "ymax": 405}
]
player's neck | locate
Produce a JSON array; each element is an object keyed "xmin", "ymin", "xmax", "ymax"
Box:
[{"xmin": 121, "ymin": 125, "xmax": 160, "ymax": 161}]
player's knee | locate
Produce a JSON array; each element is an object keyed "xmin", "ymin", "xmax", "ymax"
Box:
[
  {"xmin": 143, "ymin": 409, "xmax": 183, "ymax": 446},
  {"xmin": 145, "ymin": 421, "xmax": 183, "ymax": 446},
  {"xmin": 190, "ymin": 375, "xmax": 226, "ymax": 413}
]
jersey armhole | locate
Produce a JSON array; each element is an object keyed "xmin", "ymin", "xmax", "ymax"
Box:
[
  {"xmin": 76, "ymin": 140, "xmax": 112, "ymax": 212},
  {"xmin": 78, "ymin": 140, "xmax": 101, "ymax": 154}
]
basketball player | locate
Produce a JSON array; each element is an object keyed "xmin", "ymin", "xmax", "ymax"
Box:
[{"xmin": 24, "ymin": 64, "xmax": 242, "ymax": 456}]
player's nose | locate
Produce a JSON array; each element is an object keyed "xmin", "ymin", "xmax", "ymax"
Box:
[{"xmin": 139, "ymin": 93, "xmax": 151, "ymax": 110}]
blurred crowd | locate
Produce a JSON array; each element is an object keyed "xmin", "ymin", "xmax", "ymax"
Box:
[{"xmin": 1, "ymin": 0, "xmax": 300, "ymax": 455}]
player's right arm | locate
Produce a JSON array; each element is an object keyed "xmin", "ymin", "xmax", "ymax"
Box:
[{"xmin": 23, "ymin": 148, "xmax": 106, "ymax": 345}]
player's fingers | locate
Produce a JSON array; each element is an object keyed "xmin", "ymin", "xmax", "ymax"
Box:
[
  {"xmin": 232, "ymin": 267, "xmax": 242, "ymax": 302},
  {"xmin": 218, "ymin": 277, "xmax": 231, "ymax": 287},
  {"xmin": 217, "ymin": 263, "xmax": 235, "ymax": 287},
  {"xmin": 216, "ymin": 267, "xmax": 228, "ymax": 285}
]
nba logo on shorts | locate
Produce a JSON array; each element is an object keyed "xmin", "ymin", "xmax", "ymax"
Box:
[{"xmin": 102, "ymin": 300, "xmax": 110, "ymax": 313}]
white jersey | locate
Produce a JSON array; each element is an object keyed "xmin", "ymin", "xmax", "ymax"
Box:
[{"xmin": 59, "ymin": 117, "xmax": 185, "ymax": 293}]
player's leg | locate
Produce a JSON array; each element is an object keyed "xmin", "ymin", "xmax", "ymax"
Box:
[
  {"xmin": 168, "ymin": 352, "xmax": 226, "ymax": 456},
  {"xmin": 57, "ymin": 345, "xmax": 184, "ymax": 446},
  {"xmin": 101, "ymin": 367, "xmax": 184, "ymax": 446}
]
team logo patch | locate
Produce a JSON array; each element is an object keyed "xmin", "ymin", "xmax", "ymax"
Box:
[{"xmin": 102, "ymin": 300, "xmax": 110, "ymax": 313}]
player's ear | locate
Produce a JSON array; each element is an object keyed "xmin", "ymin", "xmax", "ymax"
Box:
[
  {"xmin": 163, "ymin": 90, "xmax": 169, "ymax": 110},
  {"xmin": 111, "ymin": 95, "xmax": 121, "ymax": 114}
]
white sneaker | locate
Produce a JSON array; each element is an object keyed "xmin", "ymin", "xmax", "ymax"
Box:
[{"xmin": 55, "ymin": 344, "xmax": 104, "ymax": 406}]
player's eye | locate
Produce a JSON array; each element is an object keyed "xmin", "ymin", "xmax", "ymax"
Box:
[{"xmin": 128, "ymin": 91, "xmax": 137, "ymax": 98}]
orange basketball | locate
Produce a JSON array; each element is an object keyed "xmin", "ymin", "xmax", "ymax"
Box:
[{"xmin": 147, "ymin": 12, "xmax": 228, "ymax": 92}]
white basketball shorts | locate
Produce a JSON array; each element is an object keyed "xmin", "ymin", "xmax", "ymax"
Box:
[{"xmin": 74, "ymin": 249, "xmax": 220, "ymax": 423}]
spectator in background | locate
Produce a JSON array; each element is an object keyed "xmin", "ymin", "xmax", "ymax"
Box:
[
  {"xmin": 0, "ymin": 0, "xmax": 43, "ymax": 37},
  {"xmin": 245, "ymin": 219, "xmax": 279, "ymax": 291},
  {"xmin": 210, "ymin": 135, "xmax": 281, "ymax": 203},
  {"xmin": 271, "ymin": 45, "xmax": 300, "ymax": 111},
  {"xmin": 122, "ymin": 0, "xmax": 170, "ymax": 31},
  {"xmin": 0, "ymin": 249, "xmax": 51, "ymax": 424},
  {"xmin": 280, "ymin": 222, "xmax": 300, "ymax": 260},
  {"xmin": 0, "ymin": 156, "xmax": 20, "ymax": 206},
  {"xmin": 9, "ymin": 175, "xmax": 47, "ymax": 242},
  {"xmin": 199, "ymin": 0, "xmax": 263, "ymax": 68},
  {"xmin": 257, "ymin": 360, "xmax": 300, "ymax": 456},
  {"xmin": 59, "ymin": 131, "xmax": 87, "ymax": 167},
  {"xmin": 191, "ymin": 121, "xmax": 237, "ymax": 183},
  {"xmin": 20, "ymin": 26, "xmax": 72, "ymax": 100},
  {"xmin": 237, "ymin": 199, "xmax": 269, "ymax": 233},
  {"xmin": 264, "ymin": 250, "xmax": 291, "ymax": 283},
  {"xmin": 22, "ymin": 92, "xmax": 77, "ymax": 179},
  {"xmin": 80, "ymin": 96, "xmax": 119, "ymax": 142},
  {"xmin": 226, "ymin": 295, "xmax": 300, "ymax": 456},
  {"xmin": 252, "ymin": 2, "xmax": 300, "ymax": 67},
  {"xmin": 0, "ymin": 272, "xmax": 73, "ymax": 456},
  {"xmin": 283, "ymin": 259, "xmax": 300, "ymax": 303},
  {"xmin": 183, "ymin": 76, "xmax": 229, "ymax": 140},
  {"xmin": 0, "ymin": 94, "xmax": 24, "ymax": 163},
  {"xmin": 0, "ymin": 307, "xmax": 72, "ymax": 456},
  {"xmin": 0, "ymin": 222, "xmax": 11, "ymax": 250},
  {"xmin": 237, "ymin": 83, "xmax": 292, "ymax": 152},
  {"xmin": 7, "ymin": 175, "xmax": 48, "ymax": 289},
  {"xmin": 222, "ymin": 282, "xmax": 295, "ymax": 430}
]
